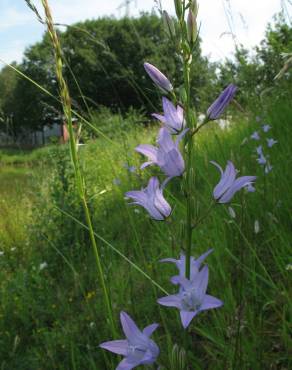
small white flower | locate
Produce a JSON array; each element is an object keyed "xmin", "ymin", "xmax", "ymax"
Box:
[
  {"xmin": 39, "ymin": 262, "xmax": 48, "ymax": 271},
  {"xmin": 11, "ymin": 247, "xmax": 16, "ymax": 252},
  {"xmin": 254, "ymin": 220, "xmax": 260, "ymax": 234},
  {"xmin": 285, "ymin": 264, "xmax": 292, "ymax": 271},
  {"xmin": 0, "ymin": 251, "xmax": 4, "ymax": 256}
]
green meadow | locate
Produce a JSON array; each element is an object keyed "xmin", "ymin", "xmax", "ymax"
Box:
[
  {"xmin": 0, "ymin": 99, "xmax": 291, "ymax": 369},
  {"xmin": 0, "ymin": 2, "xmax": 292, "ymax": 369}
]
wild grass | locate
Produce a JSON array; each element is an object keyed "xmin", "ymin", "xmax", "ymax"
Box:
[{"xmin": 0, "ymin": 99, "xmax": 290, "ymax": 369}]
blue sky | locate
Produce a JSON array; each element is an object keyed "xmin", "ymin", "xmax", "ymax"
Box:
[{"xmin": 0, "ymin": 0, "xmax": 287, "ymax": 69}]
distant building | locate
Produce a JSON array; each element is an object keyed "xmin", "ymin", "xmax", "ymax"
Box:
[{"xmin": 0, "ymin": 119, "xmax": 76, "ymax": 148}]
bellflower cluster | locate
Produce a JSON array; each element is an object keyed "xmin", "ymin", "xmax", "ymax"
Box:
[
  {"xmin": 102, "ymin": 1, "xmax": 258, "ymax": 367},
  {"xmin": 125, "ymin": 63, "xmax": 188, "ymax": 219},
  {"xmin": 252, "ymin": 116, "xmax": 277, "ymax": 174}
]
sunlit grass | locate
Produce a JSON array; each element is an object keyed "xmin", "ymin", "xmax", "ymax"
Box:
[{"xmin": 0, "ymin": 101, "xmax": 290, "ymax": 369}]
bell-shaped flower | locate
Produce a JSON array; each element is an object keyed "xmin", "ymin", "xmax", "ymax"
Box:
[
  {"xmin": 125, "ymin": 177, "xmax": 171, "ymax": 221},
  {"xmin": 158, "ymin": 266, "xmax": 223, "ymax": 329},
  {"xmin": 144, "ymin": 62, "xmax": 173, "ymax": 93},
  {"xmin": 251, "ymin": 131, "xmax": 260, "ymax": 140},
  {"xmin": 152, "ymin": 97, "xmax": 185, "ymax": 134},
  {"xmin": 211, "ymin": 160, "xmax": 256, "ymax": 204},
  {"xmin": 100, "ymin": 311, "xmax": 159, "ymax": 370},
  {"xmin": 206, "ymin": 84, "xmax": 237, "ymax": 120},
  {"xmin": 262, "ymin": 124, "xmax": 271, "ymax": 133},
  {"xmin": 246, "ymin": 183, "xmax": 256, "ymax": 192},
  {"xmin": 136, "ymin": 128, "xmax": 187, "ymax": 178},
  {"xmin": 257, "ymin": 153, "xmax": 267, "ymax": 165},
  {"xmin": 160, "ymin": 249, "xmax": 213, "ymax": 285},
  {"xmin": 256, "ymin": 145, "xmax": 263, "ymax": 156},
  {"xmin": 267, "ymin": 138, "xmax": 277, "ymax": 147}
]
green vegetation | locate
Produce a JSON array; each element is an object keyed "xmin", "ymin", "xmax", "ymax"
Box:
[
  {"xmin": 0, "ymin": 98, "xmax": 291, "ymax": 369},
  {"xmin": 0, "ymin": 5, "xmax": 291, "ymax": 370}
]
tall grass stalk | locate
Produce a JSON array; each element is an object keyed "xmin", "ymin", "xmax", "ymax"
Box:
[{"xmin": 40, "ymin": 0, "xmax": 116, "ymax": 336}]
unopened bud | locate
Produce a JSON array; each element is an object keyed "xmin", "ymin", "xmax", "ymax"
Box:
[
  {"xmin": 187, "ymin": 9, "xmax": 197, "ymax": 45},
  {"xmin": 144, "ymin": 62, "xmax": 173, "ymax": 93},
  {"xmin": 174, "ymin": 0, "xmax": 182, "ymax": 19},
  {"xmin": 162, "ymin": 10, "xmax": 176, "ymax": 39},
  {"xmin": 190, "ymin": 0, "xmax": 198, "ymax": 16}
]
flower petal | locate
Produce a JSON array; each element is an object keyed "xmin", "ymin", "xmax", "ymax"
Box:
[
  {"xmin": 157, "ymin": 294, "xmax": 182, "ymax": 308},
  {"xmin": 99, "ymin": 340, "xmax": 128, "ymax": 355},
  {"xmin": 163, "ymin": 97, "xmax": 183, "ymax": 132},
  {"xmin": 219, "ymin": 175, "xmax": 256, "ymax": 203},
  {"xmin": 175, "ymin": 128, "xmax": 189, "ymax": 147},
  {"xmin": 117, "ymin": 357, "xmax": 141, "ymax": 370},
  {"xmin": 152, "ymin": 113, "xmax": 166, "ymax": 124},
  {"xmin": 180, "ymin": 310, "xmax": 197, "ymax": 329},
  {"xmin": 210, "ymin": 160, "xmax": 223, "ymax": 176},
  {"xmin": 143, "ymin": 323, "xmax": 159, "ymax": 337},
  {"xmin": 212, "ymin": 160, "xmax": 236, "ymax": 200},
  {"xmin": 120, "ymin": 311, "xmax": 143, "ymax": 342},
  {"xmin": 135, "ymin": 144, "xmax": 158, "ymax": 162},
  {"xmin": 157, "ymin": 147, "xmax": 185, "ymax": 177},
  {"xmin": 200, "ymin": 294, "xmax": 223, "ymax": 311},
  {"xmin": 140, "ymin": 161, "xmax": 154, "ymax": 169},
  {"xmin": 191, "ymin": 265, "xmax": 209, "ymax": 301},
  {"xmin": 193, "ymin": 249, "xmax": 213, "ymax": 270}
]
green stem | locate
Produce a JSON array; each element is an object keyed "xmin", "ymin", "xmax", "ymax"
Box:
[
  {"xmin": 183, "ymin": 52, "xmax": 194, "ymax": 280},
  {"xmin": 41, "ymin": 0, "xmax": 116, "ymax": 337}
]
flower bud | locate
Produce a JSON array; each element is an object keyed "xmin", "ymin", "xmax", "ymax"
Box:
[
  {"xmin": 187, "ymin": 8, "xmax": 197, "ymax": 45},
  {"xmin": 162, "ymin": 10, "xmax": 176, "ymax": 39},
  {"xmin": 144, "ymin": 62, "xmax": 173, "ymax": 93},
  {"xmin": 207, "ymin": 84, "xmax": 237, "ymax": 120},
  {"xmin": 190, "ymin": 0, "xmax": 198, "ymax": 15}
]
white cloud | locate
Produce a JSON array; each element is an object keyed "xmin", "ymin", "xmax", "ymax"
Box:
[
  {"xmin": 46, "ymin": 0, "xmax": 283, "ymax": 60},
  {"xmin": 0, "ymin": 7, "xmax": 33, "ymax": 31},
  {"xmin": 0, "ymin": 40, "xmax": 28, "ymax": 65}
]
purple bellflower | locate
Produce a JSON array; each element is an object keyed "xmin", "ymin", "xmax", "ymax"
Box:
[
  {"xmin": 124, "ymin": 163, "xmax": 137, "ymax": 173},
  {"xmin": 100, "ymin": 311, "xmax": 159, "ymax": 370},
  {"xmin": 144, "ymin": 62, "xmax": 173, "ymax": 93},
  {"xmin": 246, "ymin": 183, "xmax": 256, "ymax": 192},
  {"xmin": 262, "ymin": 124, "xmax": 271, "ymax": 133},
  {"xmin": 257, "ymin": 153, "xmax": 267, "ymax": 166},
  {"xmin": 211, "ymin": 160, "xmax": 256, "ymax": 203},
  {"xmin": 251, "ymin": 131, "xmax": 260, "ymax": 140},
  {"xmin": 125, "ymin": 177, "xmax": 171, "ymax": 221},
  {"xmin": 136, "ymin": 127, "xmax": 187, "ymax": 178},
  {"xmin": 158, "ymin": 266, "xmax": 223, "ymax": 329},
  {"xmin": 267, "ymin": 138, "xmax": 277, "ymax": 147},
  {"xmin": 160, "ymin": 249, "xmax": 213, "ymax": 285},
  {"xmin": 152, "ymin": 97, "xmax": 185, "ymax": 134},
  {"xmin": 256, "ymin": 145, "xmax": 263, "ymax": 156},
  {"xmin": 206, "ymin": 84, "xmax": 237, "ymax": 120}
]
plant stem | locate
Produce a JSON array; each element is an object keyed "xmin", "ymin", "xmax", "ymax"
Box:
[
  {"xmin": 41, "ymin": 0, "xmax": 116, "ymax": 337},
  {"xmin": 183, "ymin": 45, "xmax": 194, "ymax": 280}
]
